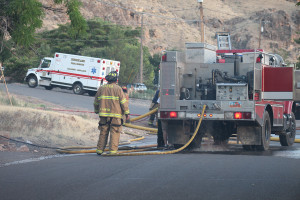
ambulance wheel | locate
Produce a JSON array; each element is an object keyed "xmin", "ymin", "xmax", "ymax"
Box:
[
  {"xmin": 88, "ymin": 91, "xmax": 97, "ymax": 96},
  {"xmin": 73, "ymin": 83, "xmax": 84, "ymax": 95},
  {"xmin": 27, "ymin": 76, "xmax": 38, "ymax": 88},
  {"xmin": 279, "ymin": 112, "xmax": 296, "ymax": 146},
  {"xmin": 44, "ymin": 86, "xmax": 53, "ymax": 90},
  {"xmin": 256, "ymin": 111, "xmax": 271, "ymax": 151}
]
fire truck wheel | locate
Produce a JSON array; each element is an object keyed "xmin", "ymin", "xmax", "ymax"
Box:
[
  {"xmin": 279, "ymin": 112, "xmax": 296, "ymax": 146},
  {"xmin": 242, "ymin": 145, "xmax": 255, "ymax": 151},
  {"xmin": 187, "ymin": 130, "xmax": 203, "ymax": 149},
  {"xmin": 213, "ymin": 122, "xmax": 233, "ymax": 145},
  {"xmin": 256, "ymin": 111, "xmax": 271, "ymax": 151},
  {"xmin": 73, "ymin": 83, "xmax": 84, "ymax": 95},
  {"xmin": 27, "ymin": 76, "xmax": 38, "ymax": 88}
]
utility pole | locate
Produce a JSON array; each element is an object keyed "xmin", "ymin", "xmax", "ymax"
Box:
[
  {"xmin": 139, "ymin": 14, "xmax": 144, "ymax": 83},
  {"xmin": 258, "ymin": 19, "xmax": 263, "ymax": 49},
  {"xmin": 258, "ymin": 19, "xmax": 269, "ymax": 49},
  {"xmin": 198, "ymin": 0, "xmax": 204, "ymax": 43},
  {"xmin": 0, "ymin": 63, "xmax": 12, "ymax": 106}
]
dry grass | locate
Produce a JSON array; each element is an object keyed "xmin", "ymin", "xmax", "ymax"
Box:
[
  {"xmin": 0, "ymin": 105, "xmax": 99, "ymax": 147},
  {"xmin": 0, "ymin": 91, "xmax": 141, "ymax": 148}
]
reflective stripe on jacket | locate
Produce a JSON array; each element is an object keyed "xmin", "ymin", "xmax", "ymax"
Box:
[{"xmin": 94, "ymin": 83, "xmax": 130, "ymax": 118}]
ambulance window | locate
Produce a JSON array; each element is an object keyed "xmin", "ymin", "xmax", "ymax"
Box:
[{"xmin": 41, "ymin": 59, "xmax": 51, "ymax": 68}]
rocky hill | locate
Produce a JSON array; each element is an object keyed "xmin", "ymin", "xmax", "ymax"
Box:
[{"xmin": 39, "ymin": 0, "xmax": 300, "ymax": 63}]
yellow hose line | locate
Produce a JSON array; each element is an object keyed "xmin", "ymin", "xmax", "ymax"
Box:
[
  {"xmin": 271, "ymin": 137, "xmax": 300, "ymax": 143},
  {"xmin": 124, "ymin": 131, "xmax": 144, "ymax": 138},
  {"xmin": 130, "ymin": 108, "xmax": 158, "ymax": 122},
  {"xmin": 130, "ymin": 136, "xmax": 145, "ymax": 142},
  {"xmin": 124, "ymin": 123, "xmax": 158, "ymax": 133},
  {"xmin": 102, "ymin": 105, "xmax": 207, "ymax": 156}
]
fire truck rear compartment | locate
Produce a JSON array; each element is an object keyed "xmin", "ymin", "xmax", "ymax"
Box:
[{"xmin": 159, "ymin": 43, "xmax": 296, "ymax": 150}]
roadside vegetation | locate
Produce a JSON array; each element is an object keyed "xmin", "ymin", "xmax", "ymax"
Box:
[{"xmin": 1, "ymin": 19, "xmax": 161, "ymax": 87}]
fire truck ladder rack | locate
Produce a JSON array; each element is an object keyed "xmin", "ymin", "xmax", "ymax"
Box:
[{"xmin": 216, "ymin": 32, "xmax": 232, "ymax": 50}]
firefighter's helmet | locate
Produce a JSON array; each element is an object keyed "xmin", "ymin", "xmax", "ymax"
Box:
[{"xmin": 105, "ymin": 71, "xmax": 118, "ymax": 83}]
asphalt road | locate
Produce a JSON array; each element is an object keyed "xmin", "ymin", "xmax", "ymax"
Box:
[
  {"xmin": 1, "ymin": 83, "xmax": 150, "ymax": 115},
  {"xmin": 1, "ymin": 83, "xmax": 300, "ymax": 200},
  {"xmin": 1, "ymin": 150, "xmax": 300, "ymax": 200}
]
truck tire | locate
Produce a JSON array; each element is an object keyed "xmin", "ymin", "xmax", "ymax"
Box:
[
  {"xmin": 279, "ymin": 112, "xmax": 296, "ymax": 146},
  {"xmin": 44, "ymin": 86, "xmax": 53, "ymax": 90},
  {"xmin": 88, "ymin": 91, "xmax": 97, "ymax": 96},
  {"xmin": 213, "ymin": 123, "xmax": 234, "ymax": 145},
  {"xmin": 73, "ymin": 83, "xmax": 84, "ymax": 95},
  {"xmin": 256, "ymin": 111, "xmax": 271, "ymax": 151},
  {"xmin": 27, "ymin": 75, "xmax": 38, "ymax": 88},
  {"xmin": 242, "ymin": 145, "xmax": 255, "ymax": 151}
]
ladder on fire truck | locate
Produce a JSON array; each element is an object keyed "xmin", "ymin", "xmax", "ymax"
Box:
[{"xmin": 216, "ymin": 32, "xmax": 232, "ymax": 50}]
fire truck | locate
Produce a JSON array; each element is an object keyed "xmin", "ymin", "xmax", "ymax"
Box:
[
  {"xmin": 159, "ymin": 42, "xmax": 297, "ymax": 151},
  {"xmin": 24, "ymin": 53, "xmax": 120, "ymax": 96}
]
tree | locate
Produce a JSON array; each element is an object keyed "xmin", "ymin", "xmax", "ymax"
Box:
[{"xmin": 0, "ymin": 0, "xmax": 86, "ymax": 52}]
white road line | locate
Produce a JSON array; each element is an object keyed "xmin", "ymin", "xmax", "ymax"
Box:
[{"xmin": 0, "ymin": 154, "xmax": 85, "ymax": 168}]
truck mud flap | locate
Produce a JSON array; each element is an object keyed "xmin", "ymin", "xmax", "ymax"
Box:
[{"xmin": 237, "ymin": 126, "xmax": 261, "ymax": 145}]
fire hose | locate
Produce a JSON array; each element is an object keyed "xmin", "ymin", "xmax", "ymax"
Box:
[{"xmin": 56, "ymin": 105, "xmax": 206, "ymax": 155}]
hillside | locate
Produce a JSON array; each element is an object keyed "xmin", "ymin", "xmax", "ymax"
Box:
[{"xmin": 39, "ymin": 0, "xmax": 299, "ymax": 63}]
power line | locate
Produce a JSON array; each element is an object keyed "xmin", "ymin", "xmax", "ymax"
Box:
[{"xmin": 37, "ymin": 37, "xmax": 138, "ymax": 42}]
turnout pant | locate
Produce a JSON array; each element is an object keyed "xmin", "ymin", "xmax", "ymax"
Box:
[
  {"xmin": 97, "ymin": 117, "xmax": 122, "ymax": 152},
  {"xmin": 148, "ymin": 103, "xmax": 159, "ymax": 125}
]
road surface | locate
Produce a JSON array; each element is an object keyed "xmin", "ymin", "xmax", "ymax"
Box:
[
  {"xmin": 1, "ymin": 83, "xmax": 150, "ymax": 115},
  {"xmin": 1, "ymin": 83, "xmax": 300, "ymax": 200}
]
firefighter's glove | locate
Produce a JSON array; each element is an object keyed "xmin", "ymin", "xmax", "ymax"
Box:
[{"xmin": 125, "ymin": 114, "xmax": 130, "ymax": 123}]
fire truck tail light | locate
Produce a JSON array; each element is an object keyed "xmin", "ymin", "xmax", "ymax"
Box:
[
  {"xmin": 243, "ymin": 112, "xmax": 251, "ymax": 119},
  {"xmin": 162, "ymin": 54, "xmax": 167, "ymax": 62},
  {"xmin": 160, "ymin": 111, "xmax": 179, "ymax": 118},
  {"xmin": 169, "ymin": 111, "xmax": 178, "ymax": 118},
  {"xmin": 225, "ymin": 112, "xmax": 233, "ymax": 119},
  {"xmin": 233, "ymin": 112, "xmax": 252, "ymax": 119},
  {"xmin": 178, "ymin": 112, "xmax": 186, "ymax": 118},
  {"xmin": 234, "ymin": 112, "xmax": 242, "ymax": 119},
  {"xmin": 254, "ymin": 92, "xmax": 260, "ymax": 101},
  {"xmin": 160, "ymin": 111, "xmax": 169, "ymax": 118}
]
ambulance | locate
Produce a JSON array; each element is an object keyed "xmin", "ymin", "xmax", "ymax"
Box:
[{"xmin": 24, "ymin": 53, "xmax": 120, "ymax": 95}]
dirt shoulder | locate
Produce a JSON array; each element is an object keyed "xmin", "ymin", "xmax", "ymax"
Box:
[{"xmin": 0, "ymin": 92, "xmax": 153, "ymax": 165}]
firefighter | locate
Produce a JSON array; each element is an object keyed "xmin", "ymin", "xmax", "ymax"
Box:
[
  {"xmin": 148, "ymin": 89, "xmax": 160, "ymax": 127},
  {"xmin": 94, "ymin": 71, "xmax": 130, "ymax": 155},
  {"xmin": 256, "ymin": 54, "xmax": 263, "ymax": 63}
]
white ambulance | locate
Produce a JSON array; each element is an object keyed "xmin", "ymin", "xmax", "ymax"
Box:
[{"xmin": 24, "ymin": 53, "xmax": 120, "ymax": 95}]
